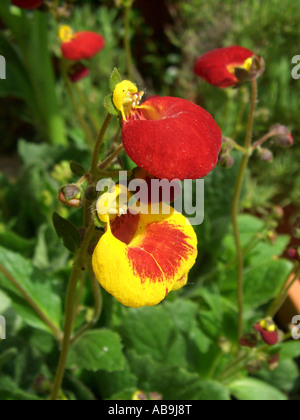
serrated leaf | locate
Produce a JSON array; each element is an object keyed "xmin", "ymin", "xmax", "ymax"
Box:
[
  {"xmin": 109, "ymin": 67, "xmax": 122, "ymax": 92},
  {"xmin": 67, "ymin": 329, "xmax": 125, "ymax": 372},
  {"xmin": 52, "ymin": 212, "xmax": 81, "ymax": 253},
  {"xmin": 104, "ymin": 94, "xmax": 119, "ymax": 116}
]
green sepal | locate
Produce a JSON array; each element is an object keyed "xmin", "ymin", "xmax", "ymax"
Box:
[
  {"xmin": 109, "ymin": 67, "xmax": 122, "ymax": 93},
  {"xmin": 104, "ymin": 94, "xmax": 119, "ymax": 117},
  {"xmin": 52, "ymin": 212, "xmax": 81, "ymax": 253}
]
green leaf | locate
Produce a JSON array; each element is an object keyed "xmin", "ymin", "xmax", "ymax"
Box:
[
  {"xmin": 255, "ymin": 359, "xmax": 299, "ymax": 393},
  {"xmin": 280, "ymin": 340, "xmax": 300, "ymax": 360},
  {"xmin": 67, "ymin": 329, "xmax": 125, "ymax": 372},
  {"xmin": 228, "ymin": 378, "xmax": 288, "ymax": 401},
  {"xmin": 70, "ymin": 161, "xmax": 86, "ymax": 177},
  {"xmin": 127, "ymin": 351, "xmax": 230, "ymax": 400},
  {"xmin": 109, "ymin": 67, "xmax": 122, "ymax": 92},
  {"xmin": 120, "ymin": 305, "xmax": 188, "ymax": 368},
  {"xmin": 52, "ymin": 212, "xmax": 81, "ymax": 253},
  {"xmin": 0, "ymin": 246, "xmax": 62, "ymax": 333},
  {"xmin": 104, "ymin": 94, "xmax": 119, "ymax": 116}
]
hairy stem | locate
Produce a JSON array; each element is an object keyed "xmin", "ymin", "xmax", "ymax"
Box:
[
  {"xmin": 50, "ymin": 223, "xmax": 95, "ymax": 401},
  {"xmin": 90, "ymin": 113, "xmax": 112, "ymax": 177},
  {"xmin": 231, "ymin": 79, "xmax": 257, "ymax": 345}
]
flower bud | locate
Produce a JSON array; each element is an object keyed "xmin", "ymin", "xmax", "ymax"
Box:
[
  {"xmin": 257, "ymin": 148, "xmax": 274, "ymax": 162},
  {"xmin": 253, "ymin": 318, "xmax": 279, "ymax": 346},
  {"xmin": 58, "ymin": 184, "xmax": 84, "ymax": 208},
  {"xmin": 286, "ymin": 248, "xmax": 300, "ymax": 261},
  {"xmin": 271, "ymin": 124, "xmax": 294, "ymax": 147},
  {"xmin": 219, "ymin": 153, "xmax": 234, "ymax": 168},
  {"xmin": 240, "ymin": 333, "xmax": 258, "ymax": 349}
]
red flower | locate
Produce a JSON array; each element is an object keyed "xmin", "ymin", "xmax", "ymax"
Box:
[
  {"xmin": 194, "ymin": 46, "xmax": 261, "ymax": 88},
  {"xmin": 121, "ymin": 96, "xmax": 222, "ymax": 181},
  {"xmin": 254, "ymin": 320, "xmax": 279, "ymax": 346},
  {"xmin": 59, "ymin": 26, "xmax": 105, "ymax": 61},
  {"xmin": 12, "ymin": 0, "xmax": 43, "ymax": 8}
]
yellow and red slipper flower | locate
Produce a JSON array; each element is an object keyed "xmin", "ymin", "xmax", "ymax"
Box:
[
  {"xmin": 58, "ymin": 26, "xmax": 105, "ymax": 61},
  {"xmin": 194, "ymin": 46, "xmax": 262, "ymax": 88},
  {"xmin": 112, "ymin": 83, "xmax": 222, "ymax": 181},
  {"xmin": 92, "ymin": 188, "xmax": 198, "ymax": 308},
  {"xmin": 12, "ymin": 0, "xmax": 43, "ymax": 8}
]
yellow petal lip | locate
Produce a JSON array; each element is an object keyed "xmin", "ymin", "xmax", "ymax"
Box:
[
  {"xmin": 113, "ymin": 80, "xmax": 144, "ymax": 121},
  {"xmin": 92, "ymin": 207, "xmax": 198, "ymax": 308},
  {"xmin": 58, "ymin": 25, "xmax": 74, "ymax": 43}
]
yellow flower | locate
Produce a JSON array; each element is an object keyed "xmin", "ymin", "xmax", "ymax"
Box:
[{"xmin": 92, "ymin": 187, "xmax": 198, "ymax": 308}]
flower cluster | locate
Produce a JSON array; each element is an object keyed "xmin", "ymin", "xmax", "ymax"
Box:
[
  {"xmin": 58, "ymin": 25, "xmax": 105, "ymax": 83},
  {"xmin": 89, "ymin": 78, "xmax": 224, "ymax": 307}
]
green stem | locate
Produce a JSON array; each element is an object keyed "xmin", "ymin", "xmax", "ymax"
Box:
[
  {"xmin": 267, "ymin": 264, "xmax": 300, "ymax": 318},
  {"xmin": 71, "ymin": 264, "xmax": 103, "ymax": 345},
  {"xmin": 231, "ymin": 78, "xmax": 257, "ymax": 345},
  {"xmin": 90, "ymin": 114, "xmax": 112, "ymax": 177},
  {"xmin": 98, "ymin": 144, "xmax": 124, "ymax": 170},
  {"xmin": 0, "ymin": 264, "xmax": 63, "ymax": 342},
  {"xmin": 50, "ymin": 223, "xmax": 95, "ymax": 401},
  {"xmin": 252, "ymin": 131, "xmax": 277, "ymax": 150}
]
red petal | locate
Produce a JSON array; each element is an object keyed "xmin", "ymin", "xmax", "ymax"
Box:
[
  {"xmin": 12, "ymin": 0, "xmax": 43, "ymax": 8},
  {"xmin": 122, "ymin": 96, "xmax": 222, "ymax": 180},
  {"xmin": 194, "ymin": 46, "xmax": 257, "ymax": 88},
  {"xmin": 254, "ymin": 323, "xmax": 278, "ymax": 346},
  {"xmin": 61, "ymin": 32, "xmax": 105, "ymax": 61},
  {"xmin": 127, "ymin": 220, "xmax": 196, "ymax": 283}
]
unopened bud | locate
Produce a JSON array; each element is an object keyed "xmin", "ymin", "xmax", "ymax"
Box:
[
  {"xmin": 286, "ymin": 248, "xmax": 300, "ymax": 261},
  {"xmin": 271, "ymin": 124, "xmax": 294, "ymax": 147},
  {"xmin": 219, "ymin": 153, "xmax": 234, "ymax": 168},
  {"xmin": 240, "ymin": 333, "xmax": 258, "ymax": 349},
  {"xmin": 258, "ymin": 147, "xmax": 274, "ymax": 162},
  {"xmin": 132, "ymin": 390, "xmax": 147, "ymax": 400},
  {"xmin": 58, "ymin": 184, "xmax": 84, "ymax": 208}
]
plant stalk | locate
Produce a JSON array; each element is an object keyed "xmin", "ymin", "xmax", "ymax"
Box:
[
  {"xmin": 231, "ymin": 78, "xmax": 257, "ymax": 344},
  {"xmin": 50, "ymin": 223, "xmax": 95, "ymax": 401}
]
